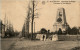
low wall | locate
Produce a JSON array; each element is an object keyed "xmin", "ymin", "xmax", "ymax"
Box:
[
  {"xmin": 58, "ymin": 35, "xmax": 80, "ymax": 41},
  {"xmin": 34, "ymin": 34, "xmax": 80, "ymax": 41}
]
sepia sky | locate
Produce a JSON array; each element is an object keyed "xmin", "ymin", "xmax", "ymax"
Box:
[{"xmin": 0, "ymin": 0, "xmax": 80, "ymax": 32}]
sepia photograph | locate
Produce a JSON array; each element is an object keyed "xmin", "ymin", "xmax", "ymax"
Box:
[{"xmin": 0, "ymin": 0, "xmax": 80, "ymax": 50}]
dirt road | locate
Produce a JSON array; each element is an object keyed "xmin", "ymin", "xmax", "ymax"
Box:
[
  {"xmin": 1, "ymin": 38, "xmax": 18, "ymax": 50},
  {"xmin": 10, "ymin": 40, "xmax": 80, "ymax": 50}
]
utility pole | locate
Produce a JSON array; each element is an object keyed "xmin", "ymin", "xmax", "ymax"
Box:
[
  {"xmin": 34, "ymin": 22, "xmax": 35, "ymax": 33},
  {"xmin": 4, "ymin": 13, "xmax": 7, "ymax": 31}
]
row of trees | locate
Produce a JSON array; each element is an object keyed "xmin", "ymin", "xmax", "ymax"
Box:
[
  {"xmin": 40, "ymin": 28, "xmax": 50, "ymax": 34},
  {"xmin": 40, "ymin": 27, "xmax": 80, "ymax": 35},
  {"xmin": 5, "ymin": 29, "xmax": 19, "ymax": 38},
  {"xmin": 57, "ymin": 27, "xmax": 80, "ymax": 35}
]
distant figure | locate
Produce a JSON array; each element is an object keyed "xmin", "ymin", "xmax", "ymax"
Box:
[{"xmin": 43, "ymin": 35, "xmax": 45, "ymax": 41}]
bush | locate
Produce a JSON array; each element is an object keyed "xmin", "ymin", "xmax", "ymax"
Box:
[
  {"xmin": 71, "ymin": 46, "xmax": 80, "ymax": 50},
  {"xmin": 40, "ymin": 28, "xmax": 47, "ymax": 34}
]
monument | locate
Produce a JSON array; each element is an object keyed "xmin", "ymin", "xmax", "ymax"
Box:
[{"xmin": 53, "ymin": 8, "xmax": 69, "ymax": 33}]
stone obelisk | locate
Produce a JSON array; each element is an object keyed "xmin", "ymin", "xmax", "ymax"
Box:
[{"xmin": 53, "ymin": 8, "xmax": 69, "ymax": 32}]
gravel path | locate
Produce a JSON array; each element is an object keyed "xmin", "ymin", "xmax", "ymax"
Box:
[{"xmin": 10, "ymin": 40, "xmax": 80, "ymax": 50}]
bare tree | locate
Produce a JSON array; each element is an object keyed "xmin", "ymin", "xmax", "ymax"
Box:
[
  {"xmin": 30, "ymin": 0, "xmax": 40, "ymax": 39},
  {"xmin": 22, "ymin": 0, "xmax": 40, "ymax": 39}
]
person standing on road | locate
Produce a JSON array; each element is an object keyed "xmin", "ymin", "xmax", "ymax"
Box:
[{"xmin": 43, "ymin": 35, "xmax": 45, "ymax": 41}]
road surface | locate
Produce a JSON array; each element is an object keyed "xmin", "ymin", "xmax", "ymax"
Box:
[
  {"xmin": 10, "ymin": 40, "xmax": 80, "ymax": 50},
  {"xmin": 1, "ymin": 38, "xmax": 18, "ymax": 50},
  {"xmin": 1, "ymin": 38, "xmax": 80, "ymax": 50}
]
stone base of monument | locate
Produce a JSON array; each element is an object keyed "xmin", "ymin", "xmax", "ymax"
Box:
[
  {"xmin": 36, "ymin": 34, "xmax": 46, "ymax": 41},
  {"xmin": 36, "ymin": 34, "xmax": 58, "ymax": 41},
  {"xmin": 52, "ymin": 34, "xmax": 58, "ymax": 41}
]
